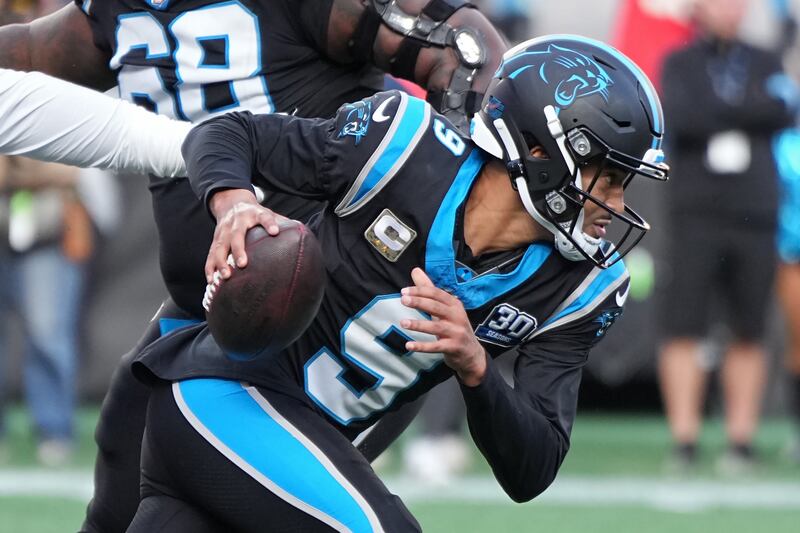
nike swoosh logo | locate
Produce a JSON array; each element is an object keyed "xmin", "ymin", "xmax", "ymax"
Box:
[
  {"xmin": 615, "ymin": 284, "xmax": 630, "ymax": 307},
  {"xmin": 372, "ymin": 96, "xmax": 396, "ymax": 123}
]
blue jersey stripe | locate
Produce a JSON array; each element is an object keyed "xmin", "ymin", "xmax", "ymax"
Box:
[
  {"xmin": 349, "ymin": 97, "xmax": 427, "ymax": 205},
  {"xmin": 176, "ymin": 379, "xmax": 376, "ymax": 533},
  {"xmin": 426, "ymin": 150, "xmax": 553, "ymax": 310}
]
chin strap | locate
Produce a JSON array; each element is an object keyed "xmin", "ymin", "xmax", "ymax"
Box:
[
  {"xmin": 494, "ymin": 106, "xmax": 597, "ymax": 262},
  {"xmin": 514, "ymin": 176, "xmax": 598, "ymax": 262},
  {"xmin": 540, "ymin": 105, "xmax": 600, "ymax": 260},
  {"xmin": 471, "ymin": 106, "xmax": 603, "ymax": 262}
]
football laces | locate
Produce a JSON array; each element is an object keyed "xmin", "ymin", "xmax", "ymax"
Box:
[{"xmin": 202, "ymin": 254, "xmax": 236, "ymax": 312}]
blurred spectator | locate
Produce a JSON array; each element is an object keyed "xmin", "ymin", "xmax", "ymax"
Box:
[
  {"xmin": 657, "ymin": 0, "xmax": 797, "ymax": 474},
  {"xmin": 773, "ymin": 128, "xmax": 800, "ymax": 464},
  {"xmin": 0, "ymin": 156, "xmax": 94, "ymax": 466},
  {"xmin": 0, "ymin": 0, "xmax": 25, "ymax": 24},
  {"xmin": 771, "ymin": 0, "xmax": 800, "ymax": 467}
]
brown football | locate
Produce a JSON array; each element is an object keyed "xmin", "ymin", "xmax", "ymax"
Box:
[{"xmin": 204, "ymin": 221, "xmax": 325, "ymax": 361}]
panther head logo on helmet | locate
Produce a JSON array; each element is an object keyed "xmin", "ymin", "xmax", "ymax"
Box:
[{"xmin": 513, "ymin": 44, "xmax": 614, "ymax": 109}]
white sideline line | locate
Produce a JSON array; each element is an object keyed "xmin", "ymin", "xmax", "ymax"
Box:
[
  {"xmin": 0, "ymin": 469, "xmax": 93, "ymax": 500},
  {"xmin": 2, "ymin": 470, "xmax": 800, "ymax": 512},
  {"xmin": 385, "ymin": 475, "xmax": 800, "ymax": 512}
]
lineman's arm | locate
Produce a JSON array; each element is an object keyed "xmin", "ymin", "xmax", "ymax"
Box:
[
  {"xmin": 326, "ymin": 0, "xmax": 507, "ymax": 134},
  {"xmin": 0, "ymin": 3, "xmax": 114, "ymax": 89},
  {"xmin": 0, "ymin": 69, "xmax": 190, "ymax": 177}
]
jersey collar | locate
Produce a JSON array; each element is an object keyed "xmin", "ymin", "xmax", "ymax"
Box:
[{"xmin": 425, "ymin": 149, "xmax": 553, "ymax": 310}]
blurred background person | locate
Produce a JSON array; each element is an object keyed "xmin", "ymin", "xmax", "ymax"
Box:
[
  {"xmin": 0, "ymin": 156, "xmax": 94, "ymax": 466},
  {"xmin": 773, "ymin": 127, "xmax": 800, "ymax": 465},
  {"xmin": 657, "ymin": 0, "xmax": 797, "ymax": 474},
  {"xmin": 770, "ymin": 0, "xmax": 800, "ymax": 467}
]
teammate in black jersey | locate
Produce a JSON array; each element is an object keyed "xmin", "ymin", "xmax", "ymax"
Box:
[
  {"xmin": 129, "ymin": 35, "xmax": 669, "ymax": 531},
  {"xmin": 0, "ymin": 2, "xmax": 505, "ymax": 531}
]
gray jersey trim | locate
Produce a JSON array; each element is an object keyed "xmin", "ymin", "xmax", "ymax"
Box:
[{"xmin": 528, "ymin": 269, "xmax": 629, "ymax": 339}]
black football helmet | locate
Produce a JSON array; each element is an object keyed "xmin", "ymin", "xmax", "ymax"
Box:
[{"xmin": 471, "ymin": 35, "xmax": 669, "ymax": 268}]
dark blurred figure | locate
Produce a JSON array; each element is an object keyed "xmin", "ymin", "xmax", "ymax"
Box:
[{"xmin": 657, "ymin": 0, "xmax": 797, "ymax": 475}]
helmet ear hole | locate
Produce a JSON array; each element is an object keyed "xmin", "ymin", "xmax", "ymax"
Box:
[{"xmin": 522, "ymin": 131, "xmax": 550, "ymax": 160}]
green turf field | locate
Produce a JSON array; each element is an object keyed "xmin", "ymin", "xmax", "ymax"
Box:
[{"xmin": 1, "ymin": 406, "xmax": 799, "ymax": 532}]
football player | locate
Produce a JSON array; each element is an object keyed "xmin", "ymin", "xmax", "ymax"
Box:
[
  {"xmin": 0, "ymin": 2, "xmax": 506, "ymax": 531},
  {"xmin": 131, "ymin": 35, "xmax": 669, "ymax": 531}
]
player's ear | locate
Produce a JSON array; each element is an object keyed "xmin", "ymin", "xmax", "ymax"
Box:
[
  {"xmin": 523, "ymin": 131, "xmax": 550, "ymax": 160},
  {"xmin": 529, "ymin": 145, "xmax": 549, "ymax": 160}
]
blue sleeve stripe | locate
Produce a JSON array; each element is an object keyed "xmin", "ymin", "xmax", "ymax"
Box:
[
  {"xmin": 531, "ymin": 261, "xmax": 628, "ymax": 337},
  {"xmin": 158, "ymin": 317, "xmax": 201, "ymax": 336},
  {"xmin": 80, "ymin": 0, "xmax": 93, "ymax": 15},
  {"xmin": 335, "ymin": 93, "xmax": 430, "ymax": 217},
  {"xmin": 174, "ymin": 379, "xmax": 383, "ymax": 533}
]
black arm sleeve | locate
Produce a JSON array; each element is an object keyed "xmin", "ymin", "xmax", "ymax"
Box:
[
  {"xmin": 460, "ymin": 337, "xmax": 584, "ymax": 502},
  {"xmin": 460, "ymin": 294, "xmax": 624, "ymax": 502},
  {"xmin": 182, "ymin": 91, "xmax": 411, "ymax": 214},
  {"xmin": 182, "ymin": 111, "xmax": 335, "ymax": 212}
]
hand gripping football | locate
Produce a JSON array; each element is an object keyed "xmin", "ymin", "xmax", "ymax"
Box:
[{"xmin": 204, "ymin": 221, "xmax": 325, "ymax": 360}]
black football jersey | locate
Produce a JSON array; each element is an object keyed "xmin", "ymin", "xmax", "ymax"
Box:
[
  {"xmin": 137, "ymin": 92, "xmax": 631, "ymax": 493},
  {"xmin": 74, "ymin": 0, "xmax": 383, "ymax": 316},
  {"xmin": 75, "ymin": 0, "xmax": 382, "ymax": 120}
]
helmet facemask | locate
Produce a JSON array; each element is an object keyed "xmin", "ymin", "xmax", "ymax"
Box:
[
  {"xmin": 533, "ymin": 112, "xmax": 668, "ymax": 268},
  {"xmin": 477, "ymin": 104, "xmax": 667, "ymax": 269}
]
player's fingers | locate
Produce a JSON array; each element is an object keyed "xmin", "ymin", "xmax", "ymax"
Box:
[
  {"xmin": 206, "ymin": 231, "xmax": 233, "ymax": 281},
  {"xmin": 400, "ymin": 293, "xmax": 451, "ymax": 319},
  {"xmin": 401, "ymin": 318, "xmax": 443, "ymax": 336},
  {"xmin": 401, "ymin": 285, "xmax": 452, "ymax": 304},
  {"xmin": 227, "ymin": 207, "xmax": 261, "ymax": 271},
  {"xmin": 411, "ymin": 267, "xmax": 435, "ymax": 288},
  {"xmin": 227, "ymin": 223, "xmax": 249, "ymax": 274},
  {"xmin": 257, "ymin": 209, "xmax": 281, "ymax": 236},
  {"xmin": 404, "ymin": 339, "xmax": 444, "ymax": 354}
]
